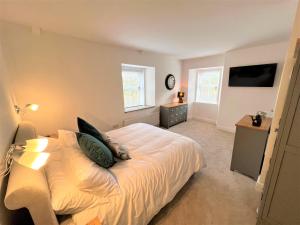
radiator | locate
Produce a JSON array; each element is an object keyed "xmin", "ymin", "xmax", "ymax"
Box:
[{"xmin": 123, "ymin": 111, "xmax": 159, "ymax": 127}]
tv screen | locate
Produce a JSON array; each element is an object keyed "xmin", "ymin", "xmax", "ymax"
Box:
[{"xmin": 229, "ymin": 63, "xmax": 277, "ymax": 87}]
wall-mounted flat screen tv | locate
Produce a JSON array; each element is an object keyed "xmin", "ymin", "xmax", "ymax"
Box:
[{"xmin": 229, "ymin": 63, "xmax": 277, "ymax": 87}]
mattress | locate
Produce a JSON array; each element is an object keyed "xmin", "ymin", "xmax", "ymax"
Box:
[{"xmin": 68, "ymin": 123, "xmax": 205, "ymax": 225}]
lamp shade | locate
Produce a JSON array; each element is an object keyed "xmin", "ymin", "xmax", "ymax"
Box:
[
  {"xmin": 13, "ymin": 138, "xmax": 49, "ymax": 170},
  {"xmin": 177, "ymin": 91, "xmax": 184, "ymax": 98},
  {"xmin": 25, "ymin": 138, "xmax": 48, "ymax": 152},
  {"xmin": 25, "ymin": 104, "xmax": 39, "ymax": 111},
  {"xmin": 15, "ymin": 103, "xmax": 39, "ymax": 114},
  {"xmin": 14, "ymin": 151, "xmax": 50, "ymax": 170}
]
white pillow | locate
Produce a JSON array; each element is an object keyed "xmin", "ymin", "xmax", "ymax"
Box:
[
  {"xmin": 58, "ymin": 130, "xmax": 80, "ymax": 149},
  {"xmin": 44, "ymin": 139, "xmax": 103, "ymax": 214},
  {"xmin": 58, "ymin": 130, "xmax": 120, "ymax": 196}
]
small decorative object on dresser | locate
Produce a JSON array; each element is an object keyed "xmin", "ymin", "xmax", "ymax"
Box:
[
  {"xmin": 160, "ymin": 102, "xmax": 188, "ymax": 129},
  {"xmin": 251, "ymin": 111, "xmax": 267, "ymax": 127},
  {"xmin": 177, "ymin": 91, "xmax": 184, "ymax": 103},
  {"xmin": 251, "ymin": 114, "xmax": 262, "ymax": 127}
]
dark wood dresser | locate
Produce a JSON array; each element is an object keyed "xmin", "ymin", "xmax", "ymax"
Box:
[{"xmin": 160, "ymin": 102, "xmax": 188, "ymax": 128}]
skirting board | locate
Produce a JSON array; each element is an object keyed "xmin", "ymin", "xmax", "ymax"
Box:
[
  {"xmin": 189, "ymin": 117, "xmax": 236, "ymax": 133},
  {"xmin": 216, "ymin": 124, "xmax": 236, "ymax": 133}
]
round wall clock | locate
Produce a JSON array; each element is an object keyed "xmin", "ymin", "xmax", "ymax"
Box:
[{"xmin": 165, "ymin": 74, "xmax": 176, "ymax": 90}]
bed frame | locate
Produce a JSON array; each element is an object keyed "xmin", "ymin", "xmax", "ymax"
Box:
[{"xmin": 4, "ymin": 122, "xmax": 59, "ymax": 225}]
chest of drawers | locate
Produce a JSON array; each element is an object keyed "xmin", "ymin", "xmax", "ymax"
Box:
[
  {"xmin": 230, "ymin": 115, "xmax": 272, "ymax": 180},
  {"xmin": 160, "ymin": 102, "xmax": 188, "ymax": 128}
]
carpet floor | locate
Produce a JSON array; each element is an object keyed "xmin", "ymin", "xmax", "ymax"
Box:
[{"xmin": 149, "ymin": 120, "xmax": 260, "ymax": 225}]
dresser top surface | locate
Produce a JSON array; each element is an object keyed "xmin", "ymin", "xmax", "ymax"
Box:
[
  {"xmin": 161, "ymin": 102, "xmax": 187, "ymax": 108},
  {"xmin": 236, "ymin": 115, "xmax": 272, "ymax": 132}
]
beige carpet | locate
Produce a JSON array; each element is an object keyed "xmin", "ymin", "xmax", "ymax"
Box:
[{"xmin": 149, "ymin": 120, "xmax": 260, "ymax": 225}]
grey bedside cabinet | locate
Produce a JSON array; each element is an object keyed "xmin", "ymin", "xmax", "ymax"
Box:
[
  {"xmin": 230, "ymin": 115, "xmax": 272, "ymax": 180},
  {"xmin": 160, "ymin": 102, "xmax": 188, "ymax": 128}
]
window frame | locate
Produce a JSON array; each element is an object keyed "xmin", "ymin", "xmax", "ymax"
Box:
[
  {"xmin": 121, "ymin": 64, "xmax": 155, "ymax": 112},
  {"xmin": 195, "ymin": 67, "xmax": 223, "ymax": 105}
]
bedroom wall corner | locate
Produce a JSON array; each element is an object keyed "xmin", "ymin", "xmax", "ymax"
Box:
[
  {"xmin": 181, "ymin": 42, "xmax": 289, "ymax": 132},
  {"xmin": 216, "ymin": 41, "xmax": 289, "ymax": 132},
  {"xmin": 181, "ymin": 54, "xmax": 225, "ymax": 121}
]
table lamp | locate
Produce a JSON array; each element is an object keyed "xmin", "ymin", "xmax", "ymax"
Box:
[
  {"xmin": 177, "ymin": 91, "xmax": 184, "ymax": 103},
  {"xmin": 1, "ymin": 138, "xmax": 49, "ymax": 177}
]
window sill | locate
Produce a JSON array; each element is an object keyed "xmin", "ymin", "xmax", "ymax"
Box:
[
  {"xmin": 124, "ymin": 105, "xmax": 155, "ymax": 113},
  {"xmin": 194, "ymin": 101, "xmax": 218, "ymax": 105}
]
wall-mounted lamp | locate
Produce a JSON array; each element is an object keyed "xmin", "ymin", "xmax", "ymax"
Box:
[
  {"xmin": 15, "ymin": 104, "xmax": 39, "ymax": 114},
  {"xmin": 0, "ymin": 138, "xmax": 50, "ymax": 177}
]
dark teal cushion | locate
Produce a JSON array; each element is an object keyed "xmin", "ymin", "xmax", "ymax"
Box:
[
  {"xmin": 77, "ymin": 117, "xmax": 106, "ymax": 143},
  {"xmin": 76, "ymin": 132, "xmax": 115, "ymax": 168}
]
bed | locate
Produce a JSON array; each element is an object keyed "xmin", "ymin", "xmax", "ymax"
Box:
[{"xmin": 5, "ymin": 122, "xmax": 205, "ymax": 225}]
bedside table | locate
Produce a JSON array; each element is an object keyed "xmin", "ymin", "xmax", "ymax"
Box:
[{"xmin": 230, "ymin": 115, "xmax": 272, "ymax": 180}]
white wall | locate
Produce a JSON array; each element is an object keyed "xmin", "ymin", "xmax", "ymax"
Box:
[
  {"xmin": 218, "ymin": 42, "xmax": 288, "ymax": 132},
  {"xmin": 181, "ymin": 54, "xmax": 225, "ymax": 122},
  {"xmin": 0, "ymin": 39, "xmax": 19, "ymax": 225},
  {"xmin": 0, "ymin": 22, "xmax": 181, "ymax": 135},
  {"xmin": 0, "ymin": 42, "xmax": 19, "ymax": 178},
  {"xmin": 258, "ymin": 2, "xmax": 300, "ymax": 190}
]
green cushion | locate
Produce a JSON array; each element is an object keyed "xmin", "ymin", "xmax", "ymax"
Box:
[
  {"xmin": 76, "ymin": 132, "xmax": 115, "ymax": 168},
  {"xmin": 77, "ymin": 117, "xmax": 106, "ymax": 142}
]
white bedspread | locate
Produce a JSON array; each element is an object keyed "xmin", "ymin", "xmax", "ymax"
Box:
[{"xmin": 70, "ymin": 123, "xmax": 205, "ymax": 225}]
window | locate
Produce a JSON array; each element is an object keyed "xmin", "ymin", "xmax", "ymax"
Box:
[
  {"xmin": 121, "ymin": 64, "xmax": 155, "ymax": 112},
  {"xmin": 122, "ymin": 66, "xmax": 145, "ymax": 108},
  {"xmin": 195, "ymin": 68, "xmax": 222, "ymax": 104}
]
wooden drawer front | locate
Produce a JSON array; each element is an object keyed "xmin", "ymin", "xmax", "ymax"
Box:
[
  {"xmin": 169, "ymin": 114, "xmax": 176, "ymax": 126},
  {"xmin": 177, "ymin": 105, "xmax": 187, "ymax": 116},
  {"xmin": 168, "ymin": 105, "xmax": 187, "ymax": 126},
  {"xmin": 160, "ymin": 104, "xmax": 187, "ymax": 128}
]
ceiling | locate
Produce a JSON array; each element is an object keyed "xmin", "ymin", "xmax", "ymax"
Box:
[{"xmin": 0, "ymin": 0, "xmax": 298, "ymax": 59}]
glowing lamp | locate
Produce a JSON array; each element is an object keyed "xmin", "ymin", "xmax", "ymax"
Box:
[
  {"xmin": 14, "ymin": 103, "xmax": 40, "ymax": 114},
  {"xmin": 25, "ymin": 138, "xmax": 48, "ymax": 152},
  {"xmin": 0, "ymin": 138, "xmax": 50, "ymax": 177},
  {"xmin": 26, "ymin": 104, "xmax": 39, "ymax": 111},
  {"xmin": 15, "ymin": 151, "xmax": 50, "ymax": 170},
  {"xmin": 15, "ymin": 138, "xmax": 49, "ymax": 170},
  {"xmin": 177, "ymin": 91, "xmax": 185, "ymax": 103}
]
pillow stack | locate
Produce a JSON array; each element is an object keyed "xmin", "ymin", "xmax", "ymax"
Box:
[
  {"xmin": 58, "ymin": 130, "xmax": 119, "ymax": 193},
  {"xmin": 45, "ymin": 118, "xmax": 130, "ymax": 215},
  {"xmin": 44, "ymin": 137, "xmax": 110, "ymax": 215},
  {"xmin": 76, "ymin": 132, "xmax": 115, "ymax": 168},
  {"xmin": 77, "ymin": 117, "xmax": 130, "ymax": 161}
]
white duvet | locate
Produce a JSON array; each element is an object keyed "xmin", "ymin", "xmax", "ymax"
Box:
[{"xmin": 69, "ymin": 123, "xmax": 205, "ymax": 225}]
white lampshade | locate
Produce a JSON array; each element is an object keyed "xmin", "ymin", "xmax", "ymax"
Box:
[
  {"xmin": 13, "ymin": 138, "xmax": 49, "ymax": 170},
  {"xmin": 27, "ymin": 104, "xmax": 39, "ymax": 111},
  {"xmin": 25, "ymin": 138, "xmax": 48, "ymax": 152},
  {"xmin": 14, "ymin": 151, "xmax": 50, "ymax": 170}
]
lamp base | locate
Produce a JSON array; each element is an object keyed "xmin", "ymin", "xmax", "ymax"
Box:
[{"xmin": 178, "ymin": 97, "xmax": 183, "ymax": 103}]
